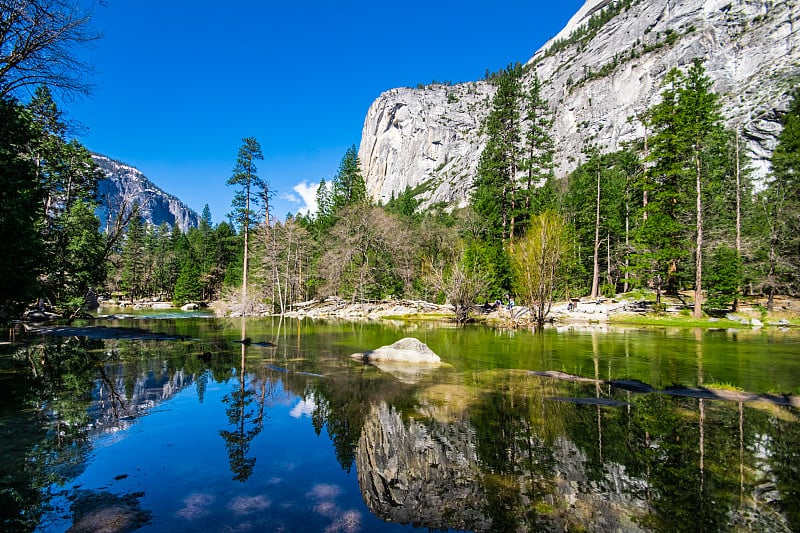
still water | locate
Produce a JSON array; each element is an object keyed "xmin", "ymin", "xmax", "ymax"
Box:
[{"xmin": 1, "ymin": 316, "xmax": 799, "ymax": 532}]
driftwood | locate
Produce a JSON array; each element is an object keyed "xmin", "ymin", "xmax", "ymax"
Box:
[{"xmin": 532, "ymin": 370, "xmax": 800, "ymax": 408}]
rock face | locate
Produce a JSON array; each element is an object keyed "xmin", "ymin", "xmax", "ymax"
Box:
[
  {"xmin": 359, "ymin": 0, "xmax": 800, "ymax": 208},
  {"xmin": 359, "ymin": 82, "xmax": 494, "ymax": 208},
  {"xmin": 356, "ymin": 402, "xmax": 491, "ymax": 531},
  {"xmin": 351, "ymin": 337, "xmax": 442, "ymax": 363},
  {"xmin": 93, "ymin": 154, "xmax": 199, "ymax": 232}
]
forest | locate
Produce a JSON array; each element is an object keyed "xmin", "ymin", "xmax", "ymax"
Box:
[{"xmin": 1, "ymin": 3, "xmax": 798, "ymax": 326}]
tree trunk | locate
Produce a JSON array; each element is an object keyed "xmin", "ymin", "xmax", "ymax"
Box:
[
  {"xmin": 734, "ymin": 128, "xmax": 742, "ymax": 311},
  {"xmin": 624, "ymin": 198, "xmax": 630, "ymax": 293},
  {"xmin": 242, "ymin": 183, "xmax": 250, "ymax": 314},
  {"xmin": 694, "ymin": 152, "xmax": 703, "ymax": 318},
  {"xmin": 590, "ymin": 166, "xmax": 601, "ymax": 298}
]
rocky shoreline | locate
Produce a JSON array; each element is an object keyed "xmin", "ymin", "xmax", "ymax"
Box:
[{"xmin": 208, "ymin": 294, "xmax": 799, "ymax": 328}]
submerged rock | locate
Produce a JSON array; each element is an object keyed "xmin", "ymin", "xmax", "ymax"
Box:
[{"xmin": 351, "ymin": 337, "xmax": 441, "ymax": 364}]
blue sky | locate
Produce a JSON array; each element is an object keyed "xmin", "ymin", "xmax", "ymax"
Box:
[{"xmin": 68, "ymin": 1, "xmax": 585, "ymax": 224}]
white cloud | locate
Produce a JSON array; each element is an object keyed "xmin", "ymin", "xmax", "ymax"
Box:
[{"xmin": 287, "ymin": 181, "xmax": 320, "ymax": 217}]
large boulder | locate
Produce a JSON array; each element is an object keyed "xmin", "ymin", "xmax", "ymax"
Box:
[{"xmin": 351, "ymin": 338, "xmax": 441, "ymax": 364}]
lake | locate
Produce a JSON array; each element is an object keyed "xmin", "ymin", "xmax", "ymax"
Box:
[{"xmin": 1, "ymin": 315, "xmax": 799, "ymax": 532}]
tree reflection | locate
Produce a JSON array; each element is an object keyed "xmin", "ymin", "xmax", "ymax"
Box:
[
  {"xmin": 2, "ymin": 338, "xmax": 100, "ymax": 531},
  {"xmin": 2, "ymin": 334, "xmax": 216, "ymax": 531},
  {"xmin": 219, "ymin": 320, "xmax": 265, "ymax": 482}
]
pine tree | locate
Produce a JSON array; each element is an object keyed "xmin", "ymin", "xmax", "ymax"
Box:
[
  {"xmin": 680, "ymin": 59, "xmax": 724, "ymax": 317},
  {"xmin": 227, "ymin": 137, "xmax": 264, "ymax": 312},
  {"xmin": 174, "ymin": 255, "xmax": 203, "ymax": 305},
  {"xmin": 520, "ymin": 73, "xmax": 555, "ymax": 221},
  {"xmin": 314, "ymin": 177, "xmax": 334, "ymax": 233},
  {"xmin": 758, "ymin": 89, "xmax": 800, "ymax": 307},
  {"xmin": 26, "ymin": 85, "xmax": 103, "ymax": 307},
  {"xmin": 472, "ymin": 64, "xmax": 523, "ymax": 242},
  {"xmin": 331, "ymin": 145, "xmax": 367, "ymax": 211},
  {"xmin": 635, "ymin": 60, "xmax": 725, "ymax": 312},
  {"xmin": 564, "ymin": 149, "xmax": 637, "ymax": 297},
  {"xmin": 120, "ymin": 203, "xmax": 146, "ymax": 301},
  {"xmin": 0, "ymin": 98, "xmax": 43, "ymax": 322}
]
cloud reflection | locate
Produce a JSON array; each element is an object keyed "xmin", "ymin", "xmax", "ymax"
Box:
[
  {"xmin": 289, "ymin": 397, "xmax": 317, "ymax": 419},
  {"xmin": 227, "ymin": 495, "xmax": 272, "ymax": 515},
  {"xmin": 176, "ymin": 493, "xmax": 215, "ymax": 520}
]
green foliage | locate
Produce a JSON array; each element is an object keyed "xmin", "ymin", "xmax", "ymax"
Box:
[
  {"xmin": 384, "ymin": 186, "xmax": 421, "ymax": 221},
  {"xmin": 25, "ymin": 85, "xmax": 105, "ymax": 309},
  {"xmin": 751, "ymin": 88, "xmax": 800, "ymax": 305},
  {"xmin": 59, "ymin": 200, "xmax": 106, "ymax": 299},
  {"xmin": 227, "ymin": 137, "xmax": 265, "ymax": 234},
  {"xmin": 0, "ymin": 98, "xmax": 43, "ymax": 321},
  {"xmin": 463, "ymin": 238, "xmax": 512, "ymax": 300},
  {"xmin": 173, "ymin": 257, "xmax": 203, "ymax": 305},
  {"xmin": 120, "ymin": 203, "xmax": 146, "ymax": 300},
  {"xmin": 508, "ymin": 211, "xmax": 571, "ymax": 326},
  {"xmin": 632, "ymin": 60, "xmax": 727, "ymax": 302},
  {"xmin": 564, "ymin": 148, "xmax": 640, "ymax": 294},
  {"xmin": 332, "ymin": 145, "xmax": 367, "ymax": 211},
  {"xmin": 704, "ymin": 245, "xmax": 741, "ymax": 310},
  {"xmin": 473, "ymin": 64, "xmax": 523, "ymax": 242}
]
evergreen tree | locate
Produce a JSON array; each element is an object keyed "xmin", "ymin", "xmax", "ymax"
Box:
[
  {"xmin": 314, "ymin": 177, "xmax": 334, "ymax": 233},
  {"xmin": 193, "ymin": 204, "xmax": 215, "ymax": 299},
  {"xmin": 704, "ymin": 244, "xmax": 742, "ymax": 310},
  {"xmin": 680, "ymin": 59, "xmax": 725, "ymax": 317},
  {"xmin": 470, "ymin": 64, "xmax": 524, "ymax": 296},
  {"xmin": 472, "ymin": 64, "xmax": 523, "ymax": 242},
  {"xmin": 634, "ymin": 60, "xmax": 726, "ymax": 311},
  {"xmin": 564, "ymin": 149, "xmax": 638, "ymax": 297},
  {"xmin": 331, "ymin": 145, "xmax": 367, "ymax": 211},
  {"xmin": 227, "ymin": 137, "xmax": 264, "ymax": 311},
  {"xmin": 0, "ymin": 98, "xmax": 43, "ymax": 321},
  {"xmin": 120, "ymin": 203, "xmax": 146, "ymax": 300},
  {"xmin": 59, "ymin": 199, "xmax": 105, "ymax": 304},
  {"xmin": 520, "ymin": 73, "xmax": 555, "ymax": 221},
  {"xmin": 634, "ymin": 68, "xmax": 690, "ymax": 302},
  {"xmin": 26, "ymin": 85, "xmax": 103, "ymax": 309},
  {"xmin": 756, "ymin": 89, "xmax": 800, "ymax": 307},
  {"xmin": 174, "ymin": 255, "xmax": 203, "ymax": 305}
]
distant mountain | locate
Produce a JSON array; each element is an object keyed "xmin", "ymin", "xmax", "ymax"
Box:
[
  {"xmin": 360, "ymin": 0, "xmax": 800, "ymax": 208},
  {"xmin": 92, "ymin": 154, "xmax": 199, "ymax": 232}
]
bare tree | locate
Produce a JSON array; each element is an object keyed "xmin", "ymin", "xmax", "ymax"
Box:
[
  {"xmin": 0, "ymin": 0, "xmax": 100, "ymax": 98},
  {"xmin": 428, "ymin": 256, "xmax": 486, "ymax": 324},
  {"xmin": 255, "ymin": 218, "xmax": 313, "ymax": 313},
  {"xmin": 317, "ymin": 206, "xmax": 413, "ymax": 301}
]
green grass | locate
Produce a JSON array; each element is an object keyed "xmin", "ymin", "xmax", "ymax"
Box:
[
  {"xmin": 703, "ymin": 381, "xmax": 745, "ymax": 392},
  {"xmin": 609, "ymin": 314, "xmax": 744, "ymax": 328},
  {"xmin": 380, "ymin": 313, "xmax": 452, "ymax": 322}
]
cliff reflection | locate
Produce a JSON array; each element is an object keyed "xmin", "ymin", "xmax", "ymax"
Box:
[{"xmin": 329, "ymin": 367, "xmax": 800, "ymax": 532}]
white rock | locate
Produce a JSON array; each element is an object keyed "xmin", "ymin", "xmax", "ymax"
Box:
[{"xmin": 351, "ymin": 337, "xmax": 442, "ymax": 364}]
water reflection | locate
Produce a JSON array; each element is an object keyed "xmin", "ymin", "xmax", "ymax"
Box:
[
  {"xmin": 1, "ymin": 320, "xmax": 799, "ymax": 532},
  {"xmin": 219, "ymin": 319, "xmax": 270, "ymax": 482},
  {"xmin": 347, "ymin": 371, "xmax": 800, "ymax": 532}
]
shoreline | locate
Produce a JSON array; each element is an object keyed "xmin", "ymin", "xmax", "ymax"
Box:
[{"xmin": 205, "ymin": 294, "xmax": 800, "ymax": 330}]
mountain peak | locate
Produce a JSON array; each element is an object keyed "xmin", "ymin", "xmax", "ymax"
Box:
[{"xmin": 92, "ymin": 154, "xmax": 199, "ymax": 232}]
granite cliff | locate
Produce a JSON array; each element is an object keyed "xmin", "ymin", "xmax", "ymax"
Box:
[
  {"xmin": 359, "ymin": 0, "xmax": 800, "ymax": 208},
  {"xmin": 92, "ymin": 154, "xmax": 199, "ymax": 232}
]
